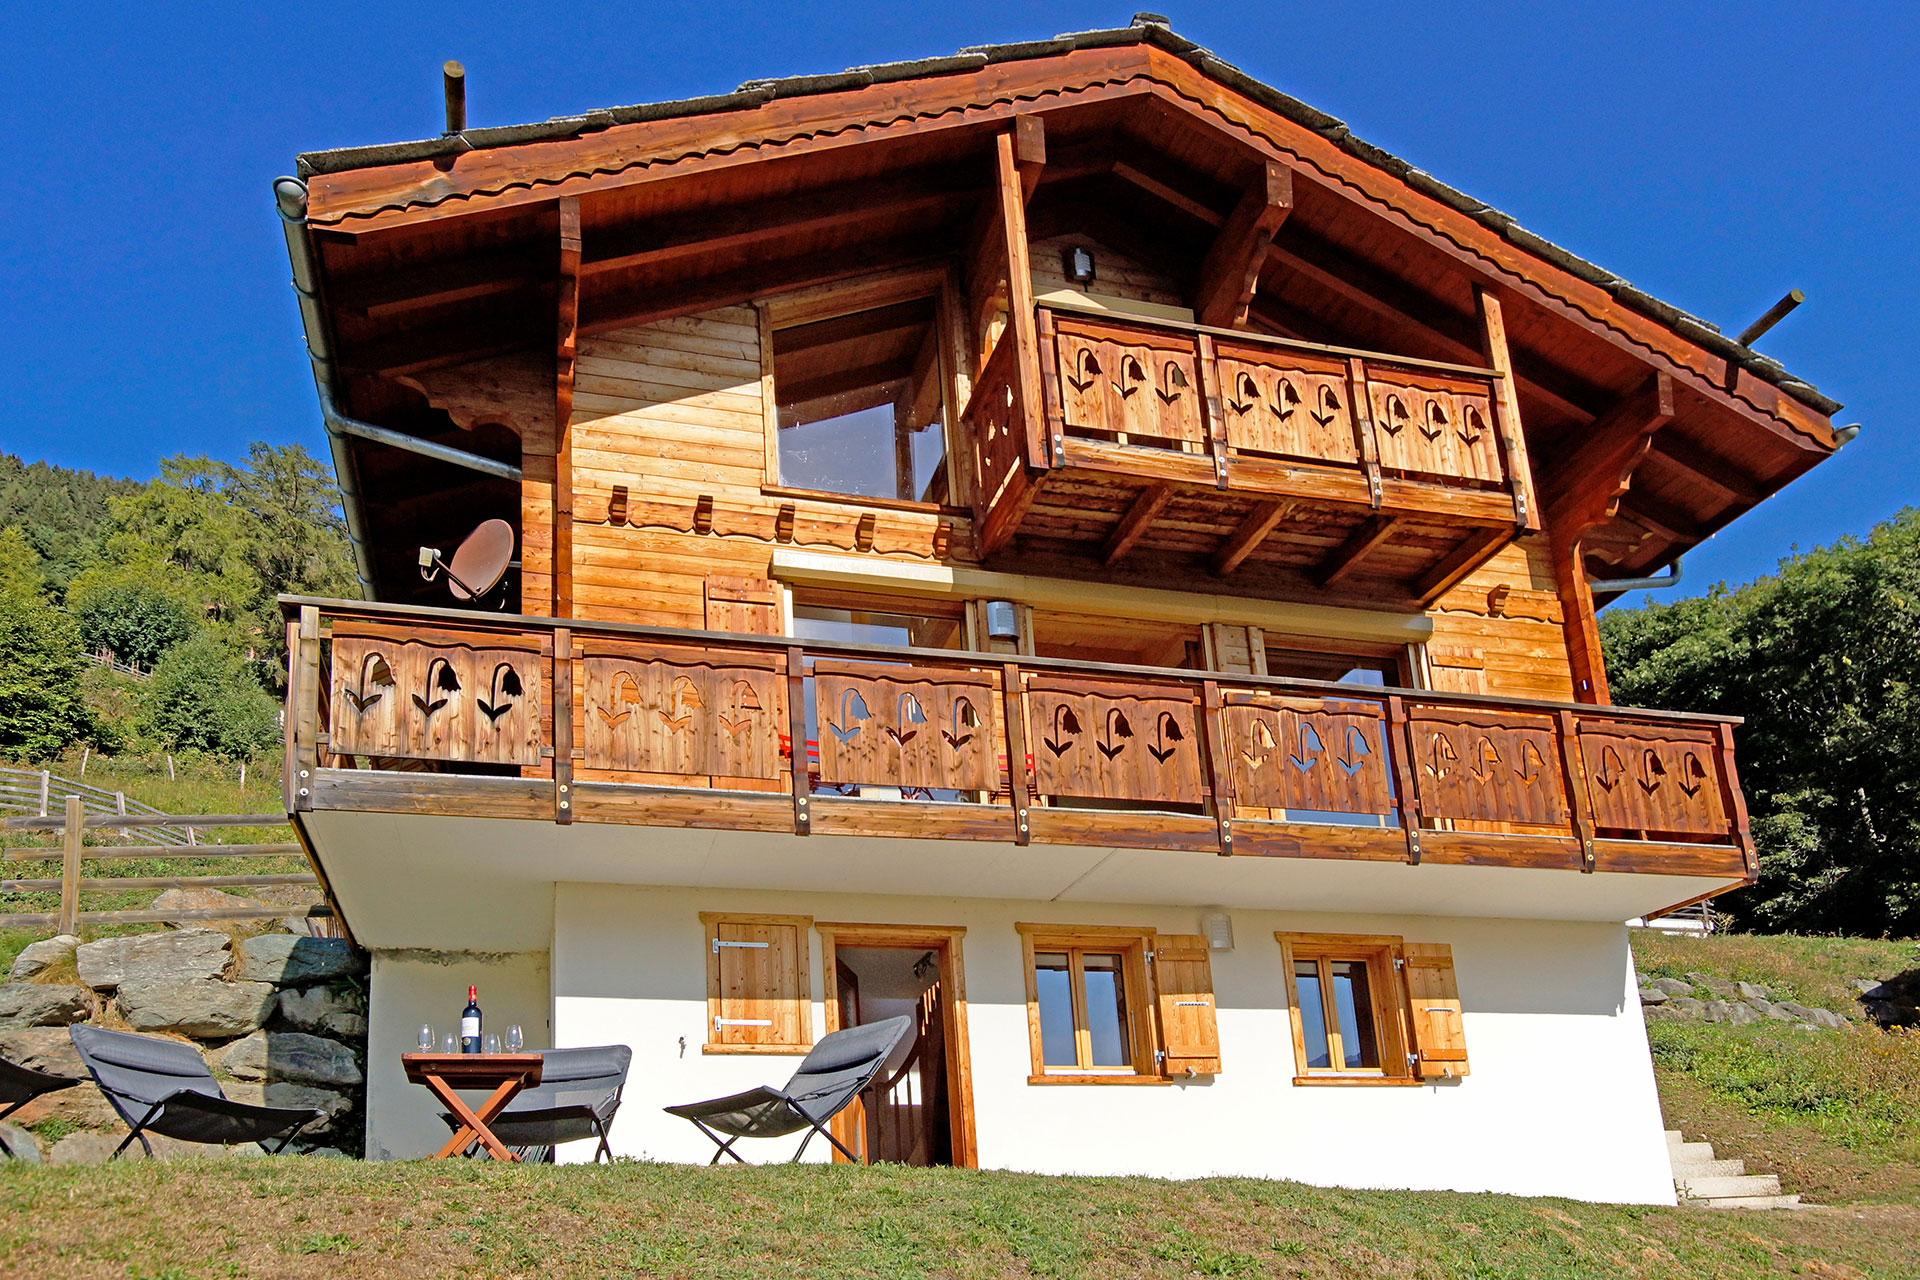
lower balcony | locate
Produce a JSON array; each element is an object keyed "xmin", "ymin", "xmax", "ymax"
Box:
[{"xmin": 284, "ymin": 597, "xmax": 1754, "ymax": 946}]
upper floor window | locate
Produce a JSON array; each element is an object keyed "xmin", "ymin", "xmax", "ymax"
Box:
[{"xmin": 770, "ymin": 295, "xmax": 951, "ymax": 505}]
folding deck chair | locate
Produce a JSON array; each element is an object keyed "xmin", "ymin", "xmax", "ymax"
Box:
[
  {"xmin": 0, "ymin": 1054, "xmax": 79, "ymax": 1158},
  {"xmin": 437, "ymin": 1044, "xmax": 632, "ymax": 1162},
  {"xmin": 69, "ymin": 1025, "xmax": 325, "ymax": 1159},
  {"xmin": 664, "ymin": 1016, "xmax": 911, "ymax": 1165}
]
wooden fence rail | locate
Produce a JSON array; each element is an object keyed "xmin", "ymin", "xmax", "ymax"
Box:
[{"xmin": 0, "ymin": 804, "xmax": 322, "ymax": 934}]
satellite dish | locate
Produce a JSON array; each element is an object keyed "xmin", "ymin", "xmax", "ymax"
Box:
[{"xmin": 420, "ymin": 519, "xmax": 514, "ymax": 603}]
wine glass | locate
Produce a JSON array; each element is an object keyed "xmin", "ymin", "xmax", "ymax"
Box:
[
  {"xmin": 442, "ymin": 1032, "xmax": 457, "ymax": 1053},
  {"xmin": 417, "ymin": 1024, "xmax": 433, "ymax": 1052},
  {"xmin": 485, "ymin": 1033, "xmax": 501, "ymax": 1055},
  {"xmin": 505, "ymin": 1025, "xmax": 524, "ymax": 1052}
]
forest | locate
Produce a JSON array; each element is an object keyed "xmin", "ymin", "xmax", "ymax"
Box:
[{"xmin": 0, "ymin": 445, "xmax": 355, "ymax": 765}]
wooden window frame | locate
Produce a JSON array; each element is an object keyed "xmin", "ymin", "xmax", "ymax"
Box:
[
  {"xmin": 755, "ymin": 264, "xmax": 972, "ymax": 508},
  {"xmin": 701, "ymin": 912, "xmax": 814, "ymax": 1055},
  {"xmin": 1275, "ymin": 932, "xmax": 1419, "ymax": 1086},
  {"xmin": 1015, "ymin": 924, "xmax": 1166, "ymax": 1085}
]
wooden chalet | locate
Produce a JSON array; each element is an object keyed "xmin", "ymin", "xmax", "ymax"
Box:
[{"xmin": 273, "ymin": 19, "xmax": 1839, "ymax": 1196}]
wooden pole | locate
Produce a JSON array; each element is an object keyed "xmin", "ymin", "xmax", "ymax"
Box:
[
  {"xmin": 38, "ymin": 769, "xmax": 49, "ymax": 817},
  {"xmin": 442, "ymin": 60, "xmax": 466, "ymax": 134},
  {"xmin": 79, "ymin": 747, "xmax": 88, "ymax": 778},
  {"xmin": 58, "ymin": 795, "xmax": 82, "ymax": 936},
  {"xmin": 167, "ymin": 754, "xmax": 175, "ymax": 782}
]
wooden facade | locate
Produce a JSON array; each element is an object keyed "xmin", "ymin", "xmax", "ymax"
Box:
[{"xmin": 281, "ymin": 21, "xmax": 1837, "ymax": 916}]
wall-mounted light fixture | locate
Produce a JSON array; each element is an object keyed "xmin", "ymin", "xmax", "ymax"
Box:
[
  {"xmin": 1199, "ymin": 909, "xmax": 1234, "ymax": 951},
  {"xmin": 1063, "ymin": 245, "xmax": 1096, "ymax": 286},
  {"xmin": 986, "ymin": 600, "xmax": 1020, "ymax": 642}
]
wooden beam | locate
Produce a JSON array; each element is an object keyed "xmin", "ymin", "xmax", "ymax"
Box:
[
  {"xmin": 1013, "ymin": 115, "xmax": 1046, "ymax": 203},
  {"xmin": 995, "ymin": 129, "xmax": 1046, "ymax": 471},
  {"xmin": 1111, "ymin": 159, "xmax": 1226, "ymax": 229},
  {"xmin": 554, "ymin": 196, "xmax": 581, "ymax": 619},
  {"xmin": 1477, "ymin": 288, "xmax": 1540, "ymax": 531},
  {"xmin": 1194, "ymin": 161, "xmax": 1293, "ymax": 329},
  {"xmin": 1553, "ymin": 529, "xmax": 1609, "ymax": 704},
  {"xmin": 1313, "ymin": 515, "xmax": 1399, "ymax": 588},
  {"xmin": 1211, "ymin": 500, "xmax": 1290, "ymax": 576},
  {"xmin": 1103, "ymin": 483, "xmax": 1174, "ymax": 564},
  {"xmin": 1413, "ymin": 527, "xmax": 1510, "ymax": 604},
  {"xmin": 1540, "ymin": 372, "xmax": 1677, "ymax": 545},
  {"xmin": 1647, "ymin": 433, "xmax": 1768, "ymax": 505}
]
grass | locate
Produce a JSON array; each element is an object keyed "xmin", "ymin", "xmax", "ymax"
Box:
[
  {"xmin": 1, "ymin": 752, "xmax": 304, "ymax": 976},
  {"xmin": 3, "ymin": 1158, "xmax": 1919, "ymax": 1280},
  {"xmin": 1632, "ymin": 932, "xmax": 1918, "ymax": 1017}
]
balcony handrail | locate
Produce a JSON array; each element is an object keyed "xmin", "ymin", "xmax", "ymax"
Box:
[
  {"xmin": 280, "ymin": 594, "xmax": 1741, "ymax": 730},
  {"xmin": 1039, "ymin": 299, "xmax": 1502, "ymax": 382}
]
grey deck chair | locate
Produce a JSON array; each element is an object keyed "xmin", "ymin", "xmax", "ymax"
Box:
[
  {"xmin": 69, "ymin": 1025, "xmax": 324, "ymax": 1159},
  {"xmin": 438, "ymin": 1044, "xmax": 632, "ymax": 1163},
  {"xmin": 0, "ymin": 1055, "xmax": 79, "ymax": 1158},
  {"xmin": 664, "ymin": 1016, "xmax": 911, "ymax": 1165}
]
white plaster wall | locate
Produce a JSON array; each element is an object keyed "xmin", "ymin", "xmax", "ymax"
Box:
[
  {"xmin": 364, "ymin": 949, "xmax": 552, "ymax": 1160},
  {"xmin": 546, "ymin": 884, "xmax": 1675, "ymax": 1204}
]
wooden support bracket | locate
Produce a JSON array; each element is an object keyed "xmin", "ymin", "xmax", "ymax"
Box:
[
  {"xmin": 1104, "ymin": 483, "xmax": 1174, "ymax": 565},
  {"xmin": 1202, "ymin": 681, "xmax": 1234, "ymax": 856},
  {"xmin": 1211, "ymin": 500, "xmax": 1289, "ymax": 577},
  {"xmin": 1195, "ymin": 161, "xmax": 1293, "ymax": 329},
  {"xmin": 1386, "ymin": 697, "xmax": 1422, "ymax": 865},
  {"xmin": 1556, "ymin": 710, "xmax": 1598, "ymax": 871}
]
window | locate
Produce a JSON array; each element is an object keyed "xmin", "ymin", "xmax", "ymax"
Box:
[
  {"xmin": 702, "ymin": 913, "xmax": 813, "ymax": 1053},
  {"xmin": 1016, "ymin": 925, "xmax": 1221, "ymax": 1083},
  {"xmin": 1276, "ymin": 934, "xmax": 1468, "ymax": 1084},
  {"xmin": 1029, "ymin": 611, "xmax": 1204, "ymax": 670},
  {"xmin": 769, "ymin": 294, "xmax": 953, "ymax": 505},
  {"xmin": 1264, "ymin": 642, "xmax": 1408, "ymax": 688}
]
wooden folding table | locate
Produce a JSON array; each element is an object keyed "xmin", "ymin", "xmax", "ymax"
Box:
[{"xmin": 401, "ymin": 1052, "xmax": 544, "ymax": 1161}]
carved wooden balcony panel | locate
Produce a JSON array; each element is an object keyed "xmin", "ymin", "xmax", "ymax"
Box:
[
  {"xmin": 1057, "ymin": 321, "xmax": 1205, "ymax": 451},
  {"xmin": 329, "ymin": 630, "xmax": 543, "ymax": 767},
  {"xmin": 814, "ymin": 660, "xmax": 1000, "ymax": 791},
  {"xmin": 1214, "ymin": 348, "xmax": 1358, "ymax": 467},
  {"xmin": 290, "ymin": 601, "xmax": 1754, "ymax": 887},
  {"xmin": 581, "ymin": 642, "xmax": 785, "ymax": 781},
  {"xmin": 1364, "ymin": 366, "xmax": 1503, "ymax": 486},
  {"xmin": 1222, "ymin": 693, "xmax": 1394, "ymax": 818}
]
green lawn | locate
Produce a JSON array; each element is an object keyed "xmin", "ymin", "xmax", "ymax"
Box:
[{"xmin": 3, "ymin": 1158, "xmax": 1919, "ymax": 1280}]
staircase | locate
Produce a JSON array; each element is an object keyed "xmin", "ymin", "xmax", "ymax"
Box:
[{"xmin": 1667, "ymin": 1130, "xmax": 1800, "ymax": 1209}]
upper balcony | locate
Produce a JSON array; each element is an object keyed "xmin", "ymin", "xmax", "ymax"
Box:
[
  {"xmin": 283, "ymin": 597, "xmax": 1753, "ymax": 945},
  {"xmin": 967, "ymin": 304, "xmax": 1539, "ymax": 607}
]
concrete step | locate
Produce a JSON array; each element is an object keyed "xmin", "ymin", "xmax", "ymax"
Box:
[
  {"xmin": 1678, "ymin": 1173, "xmax": 1782, "ymax": 1199},
  {"xmin": 1665, "ymin": 1129, "xmax": 1684, "ymax": 1143},
  {"xmin": 1668, "ymin": 1141, "xmax": 1717, "ymax": 1164},
  {"xmin": 1671, "ymin": 1156, "xmax": 1747, "ymax": 1178},
  {"xmin": 1696, "ymin": 1194, "xmax": 1803, "ymax": 1211}
]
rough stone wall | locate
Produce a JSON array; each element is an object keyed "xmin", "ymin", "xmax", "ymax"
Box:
[{"xmin": 0, "ymin": 921, "xmax": 368, "ymax": 1164}]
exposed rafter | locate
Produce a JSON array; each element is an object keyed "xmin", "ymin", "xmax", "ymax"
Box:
[
  {"xmin": 1103, "ymin": 483, "xmax": 1174, "ymax": 564},
  {"xmin": 1194, "ymin": 161, "xmax": 1293, "ymax": 328},
  {"xmin": 1211, "ymin": 500, "xmax": 1289, "ymax": 576}
]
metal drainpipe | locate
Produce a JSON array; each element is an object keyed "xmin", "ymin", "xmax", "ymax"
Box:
[
  {"xmin": 272, "ymin": 177, "xmax": 524, "ymax": 599},
  {"xmin": 1590, "ymin": 557, "xmax": 1684, "ymax": 596}
]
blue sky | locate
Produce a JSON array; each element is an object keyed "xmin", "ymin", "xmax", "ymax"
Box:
[{"xmin": 1, "ymin": 2, "xmax": 1911, "ymax": 597}]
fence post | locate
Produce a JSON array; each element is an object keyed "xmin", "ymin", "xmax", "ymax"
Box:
[
  {"xmin": 59, "ymin": 795, "xmax": 83, "ymax": 936},
  {"xmin": 39, "ymin": 769, "xmax": 49, "ymax": 817}
]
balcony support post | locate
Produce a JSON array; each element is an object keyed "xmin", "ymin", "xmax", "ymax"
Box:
[
  {"xmin": 1001, "ymin": 664, "xmax": 1031, "ymax": 846},
  {"xmin": 993, "ymin": 129, "xmax": 1047, "ymax": 474},
  {"xmin": 1035, "ymin": 308, "xmax": 1066, "ymax": 467},
  {"xmin": 1556, "ymin": 710, "xmax": 1597, "ymax": 872},
  {"xmin": 1385, "ymin": 696, "xmax": 1423, "ymax": 865},
  {"xmin": 548, "ymin": 196, "xmax": 583, "ymax": 617},
  {"xmin": 289, "ymin": 606, "xmax": 320, "ymax": 814},
  {"xmin": 1346, "ymin": 357, "xmax": 1384, "ymax": 510},
  {"xmin": 1196, "ymin": 333, "xmax": 1230, "ymax": 489},
  {"xmin": 553, "ymin": 628, "xmax": 574, "ymax": 824},
  {"xmin": 1475, "ymin": 288, "xmax": 1540, "ymax": 533},
  {"xmin": 1201, "ymin": 681, "xmax": 1234, "ymax": 856},
  {"xmin": 786, "ymin": 646, "xmax": 811, "ymax": 835},
  {"xmin": 1195, "ymin": 161, "xmax": 1293, "ymax": 329},
  {"xmin": 1715, "ymin": 722, "xmax": 1759, "ymax": 880}
]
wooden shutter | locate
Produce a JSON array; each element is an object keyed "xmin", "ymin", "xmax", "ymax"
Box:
[
  {"xmin": 1401, "ymin": 942, "xmax": 1468, "ymax": 1078},
  {"xmin": 1152, "ymin": 933, "xmax": 1222, "ymax": 1076},
  {"xmin": 704, "ymin": 913, "xmax": 811, "ymax": 1051},
  {"xmin": 704, "ymin": 575, "xmax": 781, "ymax": 636}
]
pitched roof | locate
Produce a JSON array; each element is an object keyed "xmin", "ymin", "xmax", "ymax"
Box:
[{"xmin": 294, "ymin": 17, "xmax": 1836, "ymax": 415}]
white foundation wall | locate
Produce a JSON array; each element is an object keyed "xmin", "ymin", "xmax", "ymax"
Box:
[
  {"xmin": 365, "ymin": 949, "xmax": 552, "ymax": 1160},
  {"xmin": 549, "ymin": 883, "xmax": 1675, "ymax": 1204}
]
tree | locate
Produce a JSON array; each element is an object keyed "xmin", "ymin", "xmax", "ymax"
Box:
[
  {"xmin": 1602, "ymin": 510, "xmax": 1920, "ymax": 936},
  {"xmin": 0, "ymin": 528, "xmax": 90, "ymax": 760},
  {"xmin": 67, "ymin": 569, "xmax": 199, "ymax": 669},
  {"xmin": 139, "ymin": 633, "xmax": 281, "ymax": 760}
]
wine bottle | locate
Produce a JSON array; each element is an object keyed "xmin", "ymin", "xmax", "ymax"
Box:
[{"xmin": 461, "ymin": 985, "xmax": 482, "ymax": 1054}]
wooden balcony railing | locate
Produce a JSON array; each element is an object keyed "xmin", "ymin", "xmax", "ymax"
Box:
[
  {"xmin": 965, "ymin": 305, "xmax": 1541, "ymax": 599},
  {"xmin": 284, "ymin": 598, "xmax": 1756, "ymax": 882}
]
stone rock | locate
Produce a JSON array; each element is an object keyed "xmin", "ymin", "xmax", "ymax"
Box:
[
  {"xmin": 1775, "ymin": 1001, "xmax": 1820, "ymax": 1023},
  {"xmin": 221, "ymin": 1079, "xmax": 355, "ymax": 1130},
  {"xmin": 8, "ymin": 934, "xmax": 79, "ymax": 981},
  {"xmin": 117, "ymin": 978, "xmax": 276, "ymax": 1038},
  {"xmin": 1652, "ymin": 977, "xmax": 1696, "ymax": 998},
  {"xmin": 0, "ymin": 1026, "xmax": 86, "ymax": 1077},
  {"xmin": 151, "ymin": 887, "xmax": 270, "ymax": 924},
  {"xmin": 293, "ymin": 1146, "xmax": 348, "ymax": 1158},
  {"xmin": 213, "ymin": 1030, "xmax": 362, "ymax": 1088},
  {"xmin": 1853, "ymin": 978, "xmax": 1886, "ymax": 997},
  {"xmin": 1765, "ymin": 1003, "xmax": 1796, "ymax": 1021},
  {"xmin": 1808, "ymin": 1007, "xmax": 1848, "ymax": 1031},
  {"xmin": 236, "ymin": 935, "xmax": 363, "ymax": 986},
  {"xmin": 75, "ymin": 929, "xmax": 230, "ymax": 990},
  {"xmin": 1726, "ymin": 1002, "xmax": 1760, "ymax": 1026},
  {"xmin": 1747, "ymin": 997, "xmax": 1775, "ymax": 1015},
  {"xmin": 0, "ymin": 983, "xmax": 91, "ymax": 1030},
  {"xmin": 1687, "ymin": 972, "xmax": 1741, "ymax": 1001},
  {"xmin": 1736, "ymin": 981, "xmax": 1771, "ymax": 1001},
  {"xmin": 1642, "ymin": 1004, "xmax": 1681, "ymax": 1022},
  {"xmin": 1699, "ymin": 999, "xmax": 1731, "ymax": 1024},
  {"xmin": 1669, "ymin": 997, "xmax": 1706, "ymax": 1018},
  {"xmin": 1638, "ymin": 986, "xmax": 1669, "ymax": 1005},
  {"xmin": 0, "ymin": 1121, "xmax": 42, "ymax": 1162},
  {"xmin": 48, "ymin": 1131, "xmax": 263, "ymax": 1164},
  {"xmin": 278, "ymin": 984, "xmax": 357, "ymax": 1032}
]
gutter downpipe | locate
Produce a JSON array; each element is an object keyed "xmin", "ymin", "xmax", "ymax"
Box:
[
  {"xmin": 1590, "ymin": 557, "xmax": 1684, "ymax": 596},
  {"xmin": 272, "ymin": 177, "xmax": 523, "ymax": 600}
]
